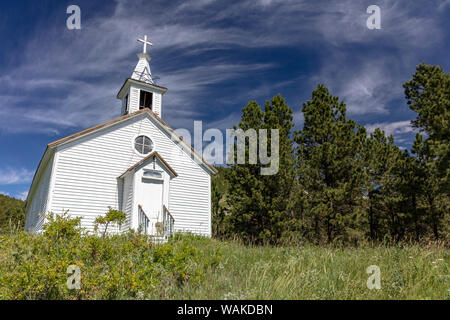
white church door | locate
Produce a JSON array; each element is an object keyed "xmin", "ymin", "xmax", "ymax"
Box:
[{"xmin": 140, "ymin": 178, "xmax": 163, "ymax": 234}]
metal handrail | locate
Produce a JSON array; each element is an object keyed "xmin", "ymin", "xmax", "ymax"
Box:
[
  {"xmin": 138, "ymin": 205, "xmax": 150, "ymax": 234},
  {"xmin": 138, "ymin": 204, "xmax": 174, "ymax": 240},
  {"xmin": 163, "ymin": 205, "xmax": 175, "ymax": 240}
]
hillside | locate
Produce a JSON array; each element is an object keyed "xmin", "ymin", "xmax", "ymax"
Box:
[
  {"xmin": 0, "ymin": 228, "xmax": 448, "ymax": 299},
  {"xmin": 0, "ymin": 194, "xmax": 25, "ymax": 233}
]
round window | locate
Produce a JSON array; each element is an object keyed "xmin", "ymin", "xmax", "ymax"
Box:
[{"xmin": 134, "ymin": 135, "xmax": 153, "ymax": 155}]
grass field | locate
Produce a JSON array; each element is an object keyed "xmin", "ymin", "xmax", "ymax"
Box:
[
  {"xmin": 0, "ymin": 231, "xmax": 448, "ymax": 300},
  {"xmin": 162, "ymin": 237, "xmax": 449, "ymax": 300}
]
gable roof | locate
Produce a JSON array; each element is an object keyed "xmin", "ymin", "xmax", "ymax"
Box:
[
  {"xmin": 118, "ymin": 151, "xmax": 178, "ymax": 178},
  {"xmin": 48, "ymin": 110, "xmax": 142, "ymax": 148},
  {"xmin": 47, "ymin": 109, "xmax": 217, "ymax": 175},
  {"xmin": 25, "ymin": 109, "xmax": 217, "ymax": 212}
]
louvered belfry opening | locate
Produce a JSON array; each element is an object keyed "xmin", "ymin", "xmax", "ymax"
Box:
[{"xmin": 139, "ymin": 90, "xmax": 153, "ymax": 110}]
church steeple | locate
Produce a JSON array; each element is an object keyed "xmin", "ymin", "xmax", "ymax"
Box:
[
  {"xmin": 117, "ymin": 35, "xmax": 168, "ymax": 118},
  {"xmin": 132, "ymin": 36, "xmax": 153, "ymax": 84},
  {"xmin": 132, "ymin": 52, "xmax": 153, "ymax": 84}
]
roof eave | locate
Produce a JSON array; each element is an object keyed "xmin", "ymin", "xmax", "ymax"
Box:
[
  {"xmin": 118, "ymin": 151, "xmax": 178, "ymax": 179},
  {"xmin": 47, "ymin": 109, "xmax": 217, "ymax": 175},
  {"xmin": 24, "ymin": 147, "xmax": 55, "ymax": 212},
  {"xmin": 116, "ymin": 78, "xmax": 168, "ymax": 99},
  {"xmin": 47, "ymin": 110, "xmax": 146, "ymax": 149}
]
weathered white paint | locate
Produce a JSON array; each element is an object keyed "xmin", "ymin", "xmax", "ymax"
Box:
[{"xmin": 27, "ymin": 113, "xmax": 212, "ymax": 236}]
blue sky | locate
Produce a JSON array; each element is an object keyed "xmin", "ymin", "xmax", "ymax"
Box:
[{"xmin": 0, "ymin": 0, "xmax": 449, "ymax": 199}]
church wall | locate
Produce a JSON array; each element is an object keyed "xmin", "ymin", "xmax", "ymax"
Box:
[
  {"xmin": 167, "ymin": 144, "xmax": 211, "ymax": 235},
  {"xmin": 50, "ymin": 119, "xmax": 139, "ymax": 233},
  {"xmin": 25, "ymin": 155, "xmax": 54, "ymax": 233},
  {"xmin": 49, "ymin": 114, "xmax": 211, "ymax": 236},
  {"xmin": 136, "ymin": 116, "xmax": 211, "ymax": 236},
  {"xmin": 122, "ymin": 172, "xmax": 134, "ymax": 232}
]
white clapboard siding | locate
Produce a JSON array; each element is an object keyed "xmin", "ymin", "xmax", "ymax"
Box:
[
  {"xmin": 120, "ymin": 94, "xmax": 132, "ymax": 116},
  {"xmin": 48, "ymin": 113, "xmax": 211, "ymax": 236},
  {"xmin": 129, "ymin": 87, "xmax": 140, "ymax": 113},
  {"xmin": 25, "ymin": 156, "xmax": 54, "ymax": 233},
  {"xmin": 152, "ymin": 92, "xmax": 162, "ymax": 116},
  {"xmin": 122, "ymin": 173, "xmax": 134, "ymax": 231}
]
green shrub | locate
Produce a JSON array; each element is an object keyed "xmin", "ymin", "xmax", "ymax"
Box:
[
  {"xmin": 42, "ymin": 211, "xmax": 83, "ymax": 241},
  {"xmin": 0, "ymin": 215, "xmax": 221, "ymax": 299},
  {"xmin": 94, "ymin": 207, "xmax": 126, "ymax": 238}
]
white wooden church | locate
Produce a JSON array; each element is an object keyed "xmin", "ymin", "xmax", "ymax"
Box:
[{"xmin": 24, "ymin": 36, "xmax": 217, "ymax": 239}]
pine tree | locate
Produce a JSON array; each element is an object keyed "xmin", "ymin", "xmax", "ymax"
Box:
[
  {"xmin": 403, "ymin": 63, "xmax": 450, "ymax": 189},
  {"xmin": 411, "ymin": 134, "xmax": 446, "ymax": 240},
  {"xmin": 395, "ymin": 150, "xmax": 425, "ymax": 241},
  {"xmin": 295, "ymin": 84, "xmax": 366, "ymax": 244},
  {"xmin": 403, "ymin": 63, "xmax": 449, "ymax": 240},
  {"xmin": 211, "ymin": 167, "xmax": 231, "ymax": 238},
  {"xmin": 225, "ymin": 101, "xmax": 265, "ymax": 243},
  {"xmin": 225, "ymin": 95, "xmax": 296, "ymax": 244},
  {"xmin": 361, "ymin": 128, "xmax": 405, "ymax": 241}
]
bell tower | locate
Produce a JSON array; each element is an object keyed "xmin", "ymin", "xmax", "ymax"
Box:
[{"xmin": 117, "ymin": 35, "xmax": 168, "ymax": 118}]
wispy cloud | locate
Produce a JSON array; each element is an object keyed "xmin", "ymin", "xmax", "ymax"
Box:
[
  {"xmin": 0, "ymin": 0, "xmax": 447, "ymax": 137},
  {"xmin": 365, "ymin": 120, "xmax": 416, "ymax": 143},
  {"xmin": 0, "ymin": 168, "xmax": 34, "ymax": 185},
  {"xmin": 313, "ymin": 57, "xmax": 406, "ymax": 116},
  {"xmin": 17, "ymin": 191, "xmax": 29, "ymax": 201},
  {"xmin": 438, "ymin": 0, "xmax": 450, "ymax": 11}
]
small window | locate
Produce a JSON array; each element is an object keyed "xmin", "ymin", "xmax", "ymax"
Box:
[
  {"xmin": 124, "ymin": 94, "xmax": 129, "ymax": 114},
  {"xmin": 139, "ymin": 90, "xmax": 153, "ymax": 110},
  {"xmin": 134, "ymin": 135, "xmax": 153, "ymax": 155},
  {"xmin": 143, "ymin": 170, "xmax": 163, "ymax": 179}
]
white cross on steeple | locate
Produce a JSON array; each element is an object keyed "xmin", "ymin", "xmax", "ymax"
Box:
[{"xmin": 137, "ymin": 35, "xmax": 153, "ymax": 54}]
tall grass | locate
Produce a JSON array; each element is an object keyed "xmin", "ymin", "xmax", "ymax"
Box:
[
  {"xmin": 158, "ymin": 236, "xmax": 449, "ymax": 300},
  {"xmin": 0, "ymin": 229, "xmax": 448, "ymax": 300}
]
